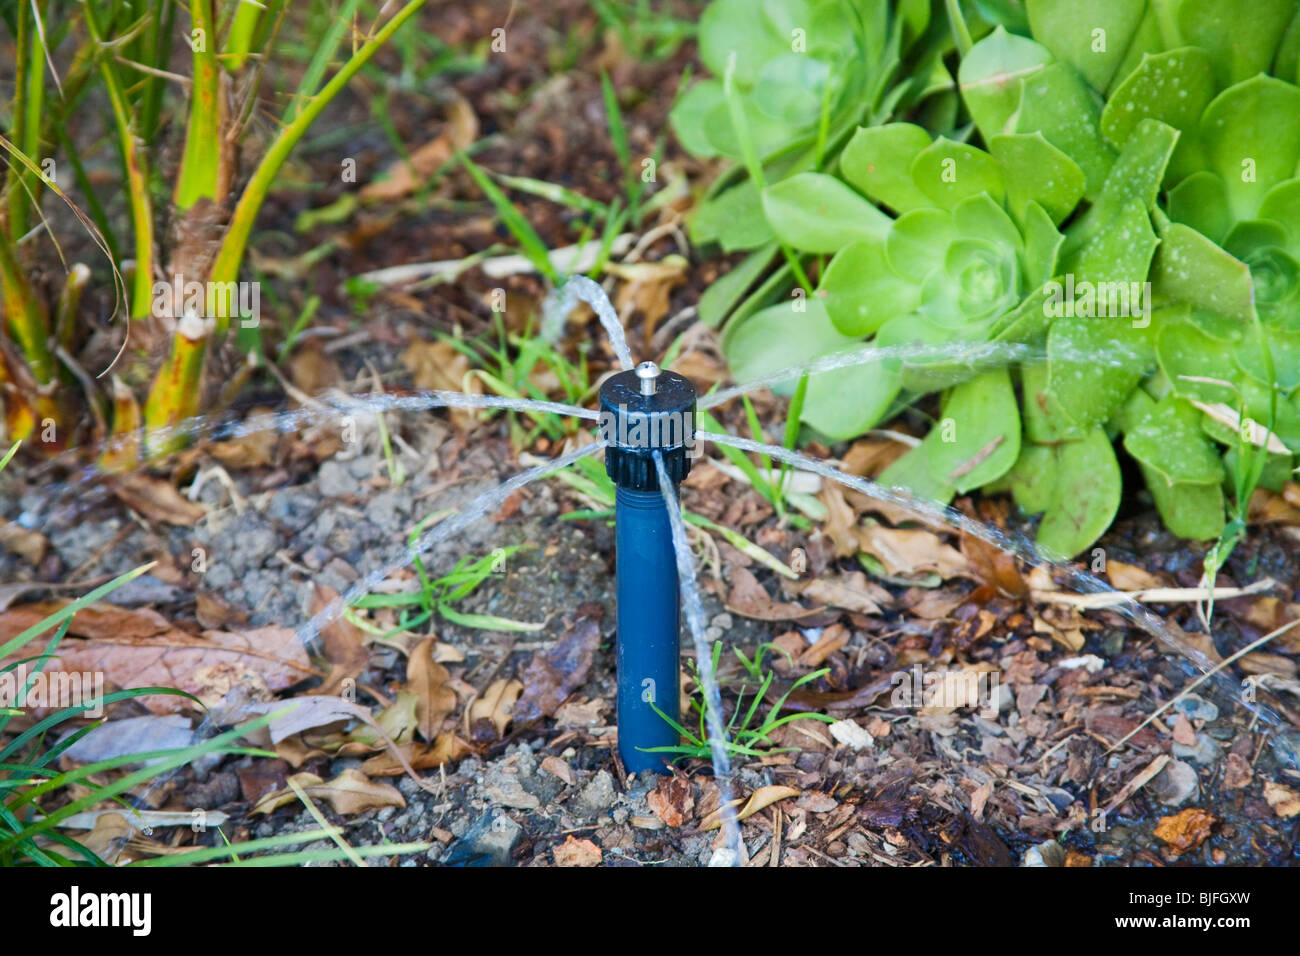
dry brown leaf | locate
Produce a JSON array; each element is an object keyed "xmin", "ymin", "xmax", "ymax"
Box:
[
  {"xmin": 467, "ymin": 678, "xmax": 522, "ymax": 741},
  {"xmin": 608, "ymin": 257, "xmax": 687, "ymax": 339},
  {"xmin": 195, "ymin": 589, "xmax": 250, "ymax": 629},
  {"xmin": 361, "ymin": 95, "xmax": 478, "ymax": 201},
  {"xmin": 0, "ymin": 520, "xmax": 47, "ymax": 565},
  {"xmin": 0, "ymin": 602, "xmax": 310, "ymax": 714},
  {"xmin": 1263, "ymin": 781, "xmax": 1300, "ymax": 818},
  {"xmin": 702, "ymin": 784, "xmax": 800, "ymax": 830},
  {"xmin": 793, "ymin": 571, "xmax": 889, "ymax": 614},
  {"xmin": 360, "ymin": 734, "xmax": 470, "ymax": 776},
  {"xmin": 400, "ymin": 340, "xmax": 480, "ymax": 430},
  {"xmin": 798, "ymin": 623, "xmax": 849, "ymax": 667},
  {"xmin": 820, "ymin": 484, "xmax": 861, "ymax": 558},
  {"xmin": 312, "ymin": 585, "xmax": 370, "ymax": 696},
  {"xmin": 406, "ymin": 637, "xmax": 456, "ymax": 741},
  {"xmin": 960, "ymin": 532, "xmax": 1026, "ymax": 596},
  {"xmin": 842, "ymin": 438, "xmax": 909, "ymax": 477},
  {"xmin": 1106, "ymin": 561, "xmax": 1165, "ymax": 591},
  {"xmin": 253, "ymin": 768, "xmax": 404, "ymax": 815},
  {"xmin": 647, "ymin": 776, "xmax": 695, "ymax": 827},
  {"xmin": 207, "ymin": 407, "xmax": 279, "ymax": 468},
  {"xmin": 513, "ymin": 604, "xmax": 602, "ymax": 724},
  {"xmin": 286, "ymin": 344, "xmax": 343, "ymax": 398},
  {"xmin": 858, "ymin": 524, "xmax": 967, "ymax": 579},
  {"xmin": 110, "ymin": 473, "xmax": 205, "ymax": 526},
  {"xmin": 725, "ymin": 566, "xmax": 821, "ymax": 621},
  {"xmin": 1153, "ymin": 807, "xmax": 1217, "ymax": 854},
  {"xmin": 553, "ymin": 835, "xmax": 602, "ymax": 867},
  {"xmin": 540, "ymin": 755, "xmax": 574, "ymax": 785}
]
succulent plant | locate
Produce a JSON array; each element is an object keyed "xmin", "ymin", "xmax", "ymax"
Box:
[{"xmin": 677, "ymin": 0, "xmax": 1300, "ymax": 558}]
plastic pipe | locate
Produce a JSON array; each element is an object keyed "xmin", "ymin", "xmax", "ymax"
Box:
[{"xmin": 598, "ymin": 361, "xmax": 697, "ymax": 774}]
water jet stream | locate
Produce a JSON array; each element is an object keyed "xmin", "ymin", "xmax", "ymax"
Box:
[
  {"xmin": 699, "ymin": 338, "xmax": 1151, "ymax": 411},
  {"xmin": 654, "ymin": 451, "xmax": 743, "ymax": 864},
  {"xmin": 542, "ymin": 274, "xmax": 634, "ymax": 371}
]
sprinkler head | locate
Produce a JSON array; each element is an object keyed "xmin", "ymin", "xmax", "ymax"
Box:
[{"xmin": 599, "ymin": 364, "xmax": 696, "ymax": 491}]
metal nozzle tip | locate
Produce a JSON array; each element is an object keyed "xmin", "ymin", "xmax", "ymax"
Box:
[{"xmin": 636, "ymin": 361, "xmax": 659, "ymax": 395}]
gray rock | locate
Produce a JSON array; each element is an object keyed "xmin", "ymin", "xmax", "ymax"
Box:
[
  {"xmin": 1173, "ymin": 693, "xmax": 1219, "ymax": 723},
  {"xmin": 1172, "ymin": 732, "xmax": 1221, "ymax": 766},
  {"xmin": 443, "ymin": 811, "xmax": 521, "ymax": 866},
  {"xmin": 1149, "ymin": 759, "xmax": 1200, "ymax": 806},
  {"xmin": 318, "ymin": 460, "xmax": 359, "ymax": 497},
  {"xmin": 578, "ymin": 769, "xmax": 618, "ymax": 814}
]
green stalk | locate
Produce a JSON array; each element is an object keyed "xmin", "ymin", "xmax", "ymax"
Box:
[
  {"xmin": 142, "ymin": 313, "xmax": 208, "ymax": 455},
  {"xmin": 223, "ymin": 0, "xmax": 262, "ymax": 71},
  {"xmin": 82, "ymin": 3, "xmax": 156, "ymax": 319},
  {"xmin": 174, "ymin": 0, "xmax": 225, "ymax": 208},
  {"xmin": 0, "ymin": 224, "xmax": 53, "ymax": 383},
  {"xmin": 207, "ymin": 0, "xmax": 428, "ymax": 334}
]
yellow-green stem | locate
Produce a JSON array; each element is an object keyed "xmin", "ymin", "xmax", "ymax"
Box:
[
  {"xmin": 143, "ymin": 315, "xmax": 208, "ymax": 455},
  {"xmin": 174, "ymin": 0, "xmax": 225, "ymax": 209},
  {"xmin": 83, "ymin": 3, "xmax": 156, "ymax": 319},
  {"xmin": 207, "ymin": 0, "xmax": 428, "ymax": 334}
]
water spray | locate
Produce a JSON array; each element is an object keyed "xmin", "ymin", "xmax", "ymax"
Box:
[{"xmin": 598, "ymin": 360, "xmax": 696, "ymax": 774}]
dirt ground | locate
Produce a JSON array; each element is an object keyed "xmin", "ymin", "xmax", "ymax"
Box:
[{"xmin": 3, "ymin": 0, "xmax": 1300, "ymax": 867}]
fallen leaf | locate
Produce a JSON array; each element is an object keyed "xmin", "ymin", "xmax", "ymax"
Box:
[
  {"xmin": 400, "ymin": 340, "xmax": 480, "ymax": 431},
  {"xmin": 110, "ymin": 473, "xmax": 206, "ymax": 525},
  {"xmin": 553, "ymin": 835, "xmax": 602, "ymax": 867},
  {"xmin": 513, "ymin": 603, "xmax": 602, "ymax": 724},
  {"xmin": 59, "ymin": 714, "xmax": 194, "ymax": 765},
  {"xmin": 702, "ymin": 785, "xmax": 800, "ymax": 830},
  {"xmin": 361, "ymin": 94, "xmax": 478, "ymax": 201},
  {"xmin": 360, "ymin": 734, "xmax": 471, "ymax": 776},
  {"xmin": 207, "ymin": 407, "xmax": 279, "ymax": 468},
  {"xmin": 960, "ymin": 532, "xmax": 1027, "ymax": 596},
  {"xmin": 0, "ymin": 602, "xmax": 311, "ymax": 714},
  {"xmin": 467, "ymin": 678, "xmax": 523, "ymax": 742},
  {"xmin": 726, "ymin": 566, "xmax": 821, "ymax": 621},
  {"xmin": 1264, "ymin": 781, "xmax": 1300, "ymax": 818},
  {"xmin": 253, "ymin": 768, "xmax": 404, "ymax": 815},
  {"xmin": 1107, "ymin": 561, "xmax": 1165, "ymax": 591},
  {"xmin": 312, "ymin": 585, "xmax": 370, "ymax": 696},
  {"xmin": 0, "ymin": 520, "xmax": 46, "ymax": 564},
  {"xmin": 286, "ymin": 344, "xmax": 342, "ymax": 398},
  {"xmin": 798, "ymin": 623, "xmax": 849, "ymax": 667},
  {"xmin": 1153, "ymin": 807, "xmax": 1217, "ymax": 855},
  {"xmin": 406, "ymin": 637, "xmax": 456, "ymax": 741},
  {"xmin": 827, "ymin": 719, "xmax": 875, "ymax": 751},
  {"xmin": 540, "ymin": 755, "xmax": 574, "ymax": 785},
  {"xmin": 857, "ymin": 524, "xmax": 967, "ymax": 579},
  {"xmin": 793, "ymin": 571, "xmax": 889, "ymax": 614},
  {"xmin": 647, "ymin": 777, "xmax": 695, "ymax": 827},
  {"xmin": 842, "ymin": 438, "xmax": 909, "ymax": 477},
  {"xmin": 554, "ymin": 697, "xmax": 605, "ymax": 728}
]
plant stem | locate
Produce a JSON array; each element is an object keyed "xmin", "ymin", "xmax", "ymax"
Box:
[{"xmin": 207, "ymin": 0, "xmax": 428, "ymax": 334}]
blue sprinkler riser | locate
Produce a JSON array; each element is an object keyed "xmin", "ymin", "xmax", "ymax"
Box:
[
  {"xmin": 615, "ymin": 486, "xmax": 681, "ymax": 773},
  {"xmin": 599, "ymin": 360, "xmax": 696, "ymax": 775}
]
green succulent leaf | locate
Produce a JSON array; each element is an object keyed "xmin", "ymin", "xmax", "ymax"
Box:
[
  {"xmin": 840, "ymin": 123, "xmax": 936, "ymax": 215},
  {"xmin": 1025, "ymin": 0, "xmax": 1150, "ymax": 93},
  {"xmin": 1015, "ymin": 61, "xmax": 1115, "ymax": 197},
  {"xmin": 1124, "ymin": 395, "xmax": 1227, "ymax": 485},
  {"xmin": 1100, "ymin": 48, "xmax": 1214, "ymax": 179},
  {"xmin": 1167, "ymin": 171, "xmax": 1231, "ymax": 244},
  {"xmin": 1033, "ymin": 427, "xmax": 1123, "ymax": 558},
  {"xmin": 989, "ymin": 132, "xmax": 1086, "ymax": 226},
  {"xmin": 910, "ymin": 138, "xmax": 1005, "ymax": 209},
  {"xmin": 819, "ymin": 238, "xmax": 920, "ymax": 337},
  {"xmin": 1177, "ymin": 0, "xmax": 1297, "ymax": 88},
  {"xmin": 691, "ymin": 180, "xmax": 775, "ymax": 252},
  {"xmin": 925, "ymin": 368, "xmax": 1021, "ymax": 493},
  {"xmin": 958, "ymin": 27, "xmax": 1054, "ymax": 139},
  {"xmin": 725, "ymin": 297, "xmax": 856, "ymax": 393},
  {"xmin": 761, "ymin": 172, "xmax": 891, "ymax": 253},
  {"xmin": 1151, "ymin": 221, "xmax": 1257, "ymax": 321},
  {"xmin": 1200, "ymin": 75, "xmax": 1300, "ymax": 223}
]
